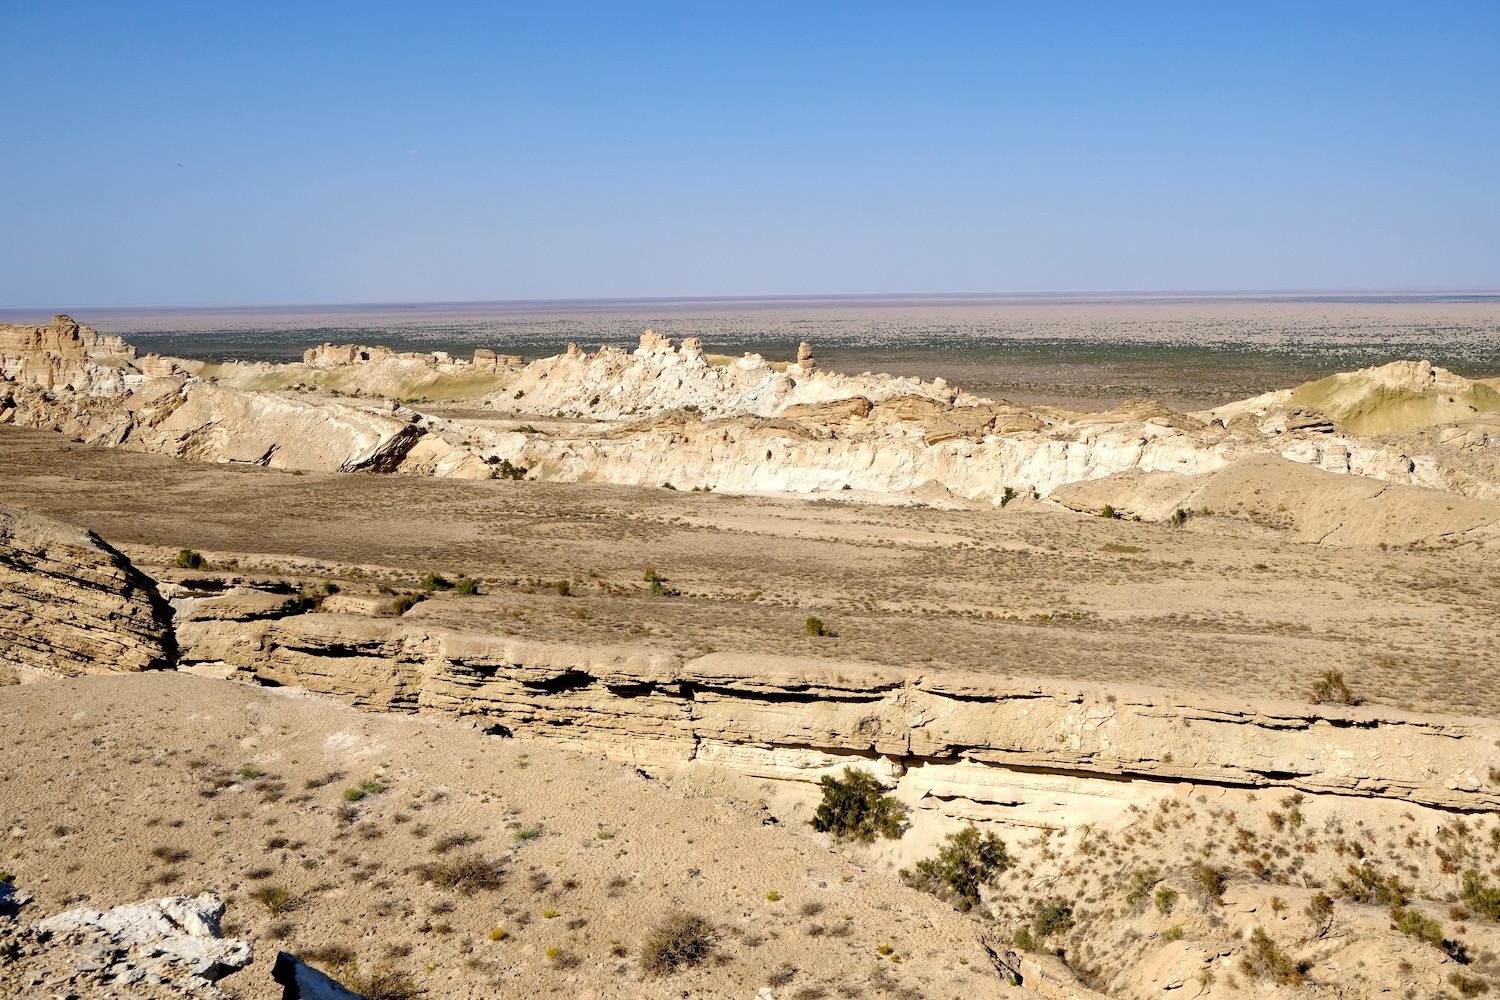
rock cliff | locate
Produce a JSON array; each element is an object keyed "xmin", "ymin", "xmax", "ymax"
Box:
[{"xmin": 0, "ymin": 504, "xmax": 174, "ymax": 676}]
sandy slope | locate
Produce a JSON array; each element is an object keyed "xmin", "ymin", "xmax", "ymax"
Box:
[{"xmin": 0, "ymin": 672, "xmax": 1019, "ymax": 999}]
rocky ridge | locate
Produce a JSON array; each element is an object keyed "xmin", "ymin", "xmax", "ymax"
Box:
[{"xmin": 5, "ymin": 319, "xmax": 1500, "ymax": 522}]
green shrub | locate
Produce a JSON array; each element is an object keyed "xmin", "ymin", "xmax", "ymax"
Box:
[
  {"xmin": 640, "ymin": 913, "xmax": 716, "ymax": 976},
  {"xmin": 174, "ymin": 549, "xmax": 205, "ymax": 569},
  {"xmin": 1032, "ymin": 897, "xmax": 1074, "ymax": 937},
  {"xmin": 344, "ymin": 778, "xmax": 387, "ymax": 802},
  {"xmin": 644, "ymin": 569, "xmax": 675, "ymax": 597},
  {"xmin": 1392, "ymin": 906, "xmax": 1444, "ymax": 949},
  {"xmin": 804, "ymin": 616, "xmax": 828, "ymax": 637},
  {"xmin": 903, "ymin": 823, "xmax": 1014, "ymax": 912},
  {"xmin": 1169, "ymin": 508, "xmax": 1190, "ymax": 526},
  {"xmin": 1311, "ymin": 670, "xmax": 1359, "ymax": 705},
  {"xmin": 1190, "ymin": 862, "xmax": 1228, "ymax": 906},
  {"xmin": 391, "ymin": 592, "xmax": 426, "ymax": 615},
  {"xmin": 810, "ymin": 768, "xmax": 908, "ymax": 843},
  {"xmin": 1000, "ymin": 487, "xmax": 1018, "ymax": 507},
  {"xmin": 321, "ymin": 580, "xmax": 339, "ymax": 595},
  {"xmin": 238, "ymin": 764, "xmax": 265, "ymax": 779},
  {"xmin": 1463, "ymin": 870, "xmax": 1500, "ymax": 921},
  {"xmin": 488, "ymin": 458, "xmax": 526, "ymax": 480},
  {"xmin": 1239, "ymin": 927, "xmax": 1304, "ymax": 985},
  {"xmin": 1450, "ymin": 971, "xmax": 1492, "ymax": 996},
  {"xmin": 453, "ymin": 577, "xmax": 478, "ymax": 596},
  {"xmin": 419, "ymin": 573, "xmax": 453, "ymax": 592},
  {"xmin": 553, "ymin": 580, "xmax": 571, "ymax": 596},
  {"xmin": 1125, "ymin": 868, "xmax": 1161, "ymax": 912},
  {"xmin": 1338, "ymin": 863, "xmax": 1409, "ymax": 907},
  {"xmin": 1098, "ymin": 505, "xmax": 1120, "ymax": 519},
  {"xmin": 1155, "ymin": 885, "xmax": 1179, "ymax": 915},
  {"xmin": 1012, "ymin": 926, "xmax": 1037, "ymax": 951}
]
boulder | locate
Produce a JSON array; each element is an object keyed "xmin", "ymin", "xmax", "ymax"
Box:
[{"xmin": 34, "ymin": 894, "xmax": 252, "ymax": 983}]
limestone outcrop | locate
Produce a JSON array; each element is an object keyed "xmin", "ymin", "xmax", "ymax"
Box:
[
  {"xmin": 0, "ymin": 504, "xmax": 173, "ymax": 676},
  {"xmin": 173, "ymin": 610, "xmax": 1500, "ymax": 819},
  {"xmin": 16, "ymin": 894, "xmax": 253, "ymax": 992},
  {"xmin": 5, "ymin": 319, "xmax": 1500, "ymax": 521}
]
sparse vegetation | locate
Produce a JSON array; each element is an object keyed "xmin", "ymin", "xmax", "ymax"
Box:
[
  {"xmin": 413, "ymin": 853, "xmax": 505, "ymax": 895},
  {"xmin": 343, "ymin": 777, "xmax": 387, "ymax": 801},
  {"xmin": 453, "ymin": 576, "xmax": 478, "ymax": 596},
  {"xmin": 810, "ymin": 768, "xmax": 908, "ymax": 842},
  {"xmin": 238, "ymin": 764, "xmax": 265, "ymax": 779},
  {"xmin": 339, "ymin": 963, "xmax": 427, "ymax": 1000},
  {"xmin": 1240, "ymin": 927, "xmax": 1304, "ymax": 985},
  {"xmin": 1392, "ymin": 906, "xmax": 1444, "ymax": 949},
  {"xmin": 249, "ymin": 886, "xmax": 301, "ymax": 916},
  {"xmin": 640, "ymin": 912, "xmax": 716, "ymax": 976},
  {"xmin": 1125, "ymin": 867, "xmax": 1160, "ymax": 912},
  {"xmin": 1463, "ymin": 869, "xmax": 1500, "ymax": 921},
  {"xmin": 1170, "ymin": 507, "xmax": 1190, "ymax": 526},
  {"xmin": 1000, "ymin": 486, "xmax": 1018, "ymax": 507},
  {"xmin": 1098, "ymin": 505, "xmax": 1121, "ymax": 519},
  {"xmin": 486, "ymin": 458, "xmax": 527, "ymax": 480},
  {"xmin": 903, "ymin": 823, "xmax": 1014, "ymax": 911},
  {"xmin": 174, "ymin": 548, "xmax": 205, "ymax": 569},
  {"xmin": 1310, "ymin": 669, "xmax": 1359, "ymax": 705},
  {"xmin": 1032, "ymin": 897, "xmax": 1075, "ymax": 938},
  {"xmin": 391, "ymin": 592, "xmax": 426, "ymax": 615},
  {"xmin": 1190, "ymin": 861, "xmax": 1228, "ymax": 906},
  {"xmin": 419, "ymin": 572, "xmax": 453, "ymax": 592},
  {"xmin": 1338, "ymin": 863, "xmax": 1409, "ymax": 907}
]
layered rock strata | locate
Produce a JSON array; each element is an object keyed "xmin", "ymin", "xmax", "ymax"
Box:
[
  {"xmin": 0, "ymin": 504, "xmax": 173, "ymax": 676},
  {"xmin": 174, "ymin": 610, "xmax": 1500, "ymax": 819}
]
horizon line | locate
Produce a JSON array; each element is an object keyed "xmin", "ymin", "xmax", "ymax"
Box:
[{"xmin": 4, "ymin": 287, "xmax": 1500, "ymax": 318}]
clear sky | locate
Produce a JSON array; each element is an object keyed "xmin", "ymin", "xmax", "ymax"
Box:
[{"xmin": 2, "ymin": 2, "xmax": 1496, "ymax": 306}]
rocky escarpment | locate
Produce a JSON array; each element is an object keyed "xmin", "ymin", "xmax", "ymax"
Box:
[
  {"xmin": 172, "ymin": 609, "xmax": 1500, "ymax": 819},
  {"xmin": 0, "ymin": 504, "xmax": 174, "ymax": 677}
]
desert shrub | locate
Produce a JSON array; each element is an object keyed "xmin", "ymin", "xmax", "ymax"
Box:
[
  {"xmin": 1451, "ymin": 972, "xmax": 1492, "ymax": 996},
  {"xmin": 805, "ymin": 615, "xmax": 828, "ymax": 637},
  {"xmin": 1170, "ymin": 508, "xmax": 1190, "ymax": 526},
  {"xmin": 545, "ymin": 946, "xmax": 580, "ymax": 968},
  {"xmin": 391, "ymin": 592, "xmax": 426, "ymax": 615},
  {"xmin": 640, "ymin": 912, "xmax": 716, "ymax": 976},
  {"xmin": 810, "ymin": 768, "xmax": 907, "ymax": 842},
  {"xmin": 239, "ymin": 764, "xmax": 265, "ymax": 779},
  {"xmin": 903, "ymin": 824, "xmax": 1014, "ymax": 912},
  {"xmin": 1125, "ymin": 868, "xmax": 1161, "ymax": 912},
  {"xmin": 1239, "ymin": 927, "xmax": 1304, "ymax": 985},
  {"xmin": 1305, "ymin": 891, "xmax": 1335, "ymax": 930},
  {"xmin": 453, "ymin": 577, "xmax": 478, "ymax": 596},
  {"xmin": 1338, "ymin": 863, "xmax": 1409, "ymax": 907},
  {"xmin": 1162, "ymin": 924, "xmax": 1184, "ymax": 941},
  {"xmin": 489, "ymin": 459, "xmax": 526, "ymax": 480},
  {"xmin": 1392, "ymin": 907, "xmax": 1445, "ymax": 949},
  {"xmin": 341, "ymin": 964, "xmax": 426, "ymax": 1000},
  {"xmin": 553, "ymin": 580, "xmax": 571, "ymax": 596},
  {"xmin": 1190, "ymin": 862, "xmax": 1228, "ymax": 906},
  {"xmin": 174, "ymin": 549, "xmax": 205, "ymax": 569},
  {"xmin": 1000, "ymin": 486, "xmax": 1018, "ymax": 507},
  {"xmin": 413, "ymin": 853, "xmax": 505, "ymax": 895},
  {"xmin": 1098, "ymin": 505, "xmax": 1120, "ymax": 519},
  {"xmin": 1012, "ymin": 926, "xmax": 1037, "ymax": 951},
  {"xmin": 1463, "ymin": 870, "xmax": 1500, "ymax": 921},
  {"xmin": 1033, "ymin": 898, "xmax": 1075, "ymax": 938},
  {"xmin": 512, "ymin": 824, "xmax": 543, "ymax": 842},
  {"xmin": 343, "ymin": 778, "xmax": 387, "ymax": 802},
  {"xmin": 249, "ymin": 886, "xmax": 301, "ymax": 916},
  {"xmin": 419, "ymin": 572, "xmax": 453, "ymax": 592},
  {"xmin": 1310, "ymin": 670, "xmax": 1359, "ymax": 705},
  {"xmin": 644, "ymin": 568, "xmax": 675, "ymax": 597},
  {"xmin": 1155, "ymin": 885, "xmax": 1179, "ymax": 915},
  {"xmin": 431, "ymin": 831, "xmax": 481, "ymax": 854}
]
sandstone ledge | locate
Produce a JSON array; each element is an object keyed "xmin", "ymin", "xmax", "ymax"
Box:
[{"xmin": 178, "ymin": 613, "xmax": 1500, "ymax": 816}]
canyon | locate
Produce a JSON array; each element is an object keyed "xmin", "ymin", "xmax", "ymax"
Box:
[{"xmin": 5, "ymin": 317, "xmax": 1500, "ymax": 998}]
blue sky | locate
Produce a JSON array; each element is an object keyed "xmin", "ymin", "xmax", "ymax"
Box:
[{"xmin": 1, "ymin": 2, "xmax": 1496, "ymax": 306}]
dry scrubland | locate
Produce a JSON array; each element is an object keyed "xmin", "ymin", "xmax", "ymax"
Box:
[
  {"xmin": 0, "ymin": 673, "xmax": 998, "ymax": 999},
  {"xmin": 3, "ymin": 426, "xmax": 1498, "ymax": 719}
]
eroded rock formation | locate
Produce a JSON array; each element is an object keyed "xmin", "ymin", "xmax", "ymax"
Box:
[{"xmin": 0, "ymin": 504, "xmax": 173, "ymax": 676}]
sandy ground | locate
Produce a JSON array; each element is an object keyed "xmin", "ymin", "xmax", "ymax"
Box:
[
  {"xmin": 3, "ymin": 425, "xmax": 1499, "ymax": 719},
  {"xmin": 0, "ymin": 672, "xmax": 1014, "ymax": 999}
]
